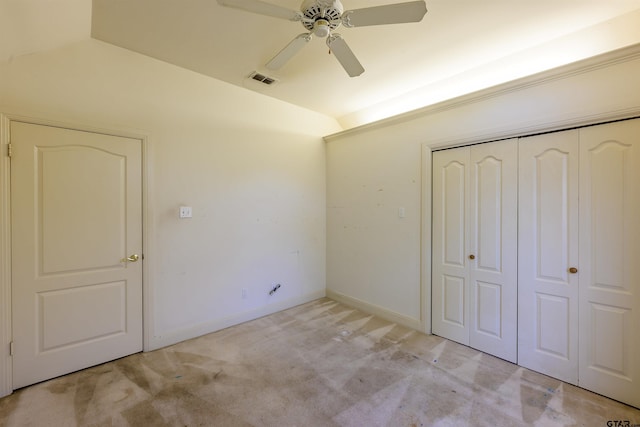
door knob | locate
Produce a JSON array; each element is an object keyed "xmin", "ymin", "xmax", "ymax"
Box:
[
  {"xmin": 568, "ymin": 267, "xmax": 578, "ymax": 274},
  {"xmin": 122, "ymin": 254, "xmax": 139, "ymax": 262},
  {"xmin": 469, "ymin": 254, "xmax": 475, "ymax": 260}
]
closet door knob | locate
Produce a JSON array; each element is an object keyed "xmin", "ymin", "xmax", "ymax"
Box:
[
  {"xmin": 569, "ymin": 267, "xmax": 578, "ymax": 274},
  {"xmin": 469, "ymin": 254, "xmax": 475, "ymax": 260}
]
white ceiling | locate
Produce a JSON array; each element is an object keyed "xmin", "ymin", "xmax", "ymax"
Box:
[{"xmin": 3, "ymin": 0, "xmax": 640, "ymax": 129}]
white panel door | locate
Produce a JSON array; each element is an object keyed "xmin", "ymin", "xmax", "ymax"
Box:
[
  {"xmin": 432, "ymin": 147, "xmax": 470, "ymax": 345},
  {"xmin": 11, "ymin": 121, "xmax": 143, "ymax": 389},
  {"xmin": 468, "ymin": 140, "xmax": 518, "ymax": 363},
  {"xmin": 578, "ymin": 120, "xmax": 640, "ymax": 408},
  {"xmin": 432, "ymin": 140, "xmax": 518, "ymax": 362},
  {"xmin": 518, "ymin": 130, "xmax": 579, "ymax": 384}
]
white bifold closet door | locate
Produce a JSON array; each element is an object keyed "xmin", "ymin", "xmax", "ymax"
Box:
[
  {"xmin": 578, "ymin": 120, "xmax": 640, "ymax": 409},
  {"xmin": 518, "ymin": 130, "xmax": 580, "ymax": 384},
  {"xmin": 432, "ymin": 139, "xmax": 518, "ymax": 362},
  {"xmin": 518, "ymin": 120, "xmax": 640, "ymax": 408}
]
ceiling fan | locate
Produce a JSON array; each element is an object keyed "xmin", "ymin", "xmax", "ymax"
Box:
[{"xmin": 217, "ymin": 0, "xmax": 428, "ymax": 77}]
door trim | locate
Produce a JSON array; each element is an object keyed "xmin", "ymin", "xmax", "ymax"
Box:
[
  {"xmin": 420, "ymin": 144, "xmax": 432, "ymax": 334},
  {"xmin": 0, "ymin": 114, "xmax": 151, "ymax": 397},
  {"xmin": 0, "ymin": 115, "xmax": 11, "ymax": 397}
]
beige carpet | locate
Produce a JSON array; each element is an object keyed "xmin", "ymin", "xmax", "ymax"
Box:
[{"xmin": 1, "ymin": 298, "xmax": 639, "ymax": 426}]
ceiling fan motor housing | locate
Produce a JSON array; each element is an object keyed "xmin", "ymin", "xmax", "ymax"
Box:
[{"xmin": 300, "ymin": 0, "xmax": 343, "ymax": 32}]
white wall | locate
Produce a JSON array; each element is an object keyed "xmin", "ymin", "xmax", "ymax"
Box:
[
  {"xmin": 0, "ymin": 38, "xmax": 341, "ymax": 380},
  {"xmin": 0, "ymin": 0, "xmax": 91, "ymax": 62},
  {"xmin": 326, "ymin": 45, "xmax": 640, "ymax": 332}
]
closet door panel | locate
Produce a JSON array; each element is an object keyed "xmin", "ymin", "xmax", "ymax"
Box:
[
  {"xmin": 469, "ymin": 140, "xmax": 518, "ymax": 362},
  {"xmin": 432, "ymin": 148, "xmax": 470, "ymax": 345},
  {"xmin": 579, "ymin": 120, "xmax": 640, "ymax": 408},
  {"xmin": 518, "ymin": 130, "xmax": 579, "ymax": 384}
]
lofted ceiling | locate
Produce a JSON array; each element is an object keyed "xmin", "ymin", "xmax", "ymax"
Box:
[
  {"xmin": 3, "ymin": 1, "xmax": 640, "ymax": 129},
  {"xmin": 90, "ymin": 0, "xmax": 640, "ymax": 128}
]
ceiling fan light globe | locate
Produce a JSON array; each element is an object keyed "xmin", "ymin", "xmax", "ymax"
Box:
[{"xmin": 314, "ymin": 19, "xmax": 330, "ymax": 37}]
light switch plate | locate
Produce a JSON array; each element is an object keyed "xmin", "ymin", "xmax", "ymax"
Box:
[{"xmin": 179, "ymin": 206, "xmax": 192, "ymax": 218}]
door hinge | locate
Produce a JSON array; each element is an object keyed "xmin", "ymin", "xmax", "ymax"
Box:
[
  {"xmin": 7, "ymin": 143, "xmax": 12, "ymax": 158},
  {"xmin": 9, "ymin": 341, "xmax": 14, "ymax": 356}
]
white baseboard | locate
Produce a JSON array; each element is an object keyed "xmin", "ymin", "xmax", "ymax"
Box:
[
  {"xmin": 326, "ymin": 289, "xmax": 423, "ymax": 332},
  {"xmin": 147, "ymin": 290, "xmax": 326, "ymax": 351}
]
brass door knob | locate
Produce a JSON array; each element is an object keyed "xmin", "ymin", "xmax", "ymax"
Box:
[
  {"xmin": 122, "ymin": 254, "xmax": 140, "ymax": 262},
  {"xmin": 469, "ymin": 255, "xmax": 475, "ymax": 260},
  {"xmin": 569, "ymin": 267, "xmax": 578, "ymax": 274}
]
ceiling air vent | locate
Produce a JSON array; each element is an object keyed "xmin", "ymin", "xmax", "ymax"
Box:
[{"xmin": 249, "ymin": 72, "xmax": 278, "ymax": 85}]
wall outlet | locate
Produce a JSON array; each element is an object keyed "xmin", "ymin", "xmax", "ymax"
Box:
[{"xmin": 242, "ymin": 288, "xmax": 248, "ymax": 299}]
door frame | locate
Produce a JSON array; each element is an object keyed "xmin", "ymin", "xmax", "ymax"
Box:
[{"xmin": 0, "ymin": 114, "xmax": 152, "ymax": 397}]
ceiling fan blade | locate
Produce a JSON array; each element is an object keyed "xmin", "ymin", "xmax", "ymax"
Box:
[
  {"xmin": 217, "ymin": 0, "xmax": 301, "ymax": 21},
  {"xmin": 327, "ymin": 34, "xmax": 364, "ymax": 77},
  {"xmin": 266, "ymin": 33, "xmax": 312, "ymax": 70},
  {"xmin": 342, "ymin": 0, "xmax": 427, "ymax": 27}
]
